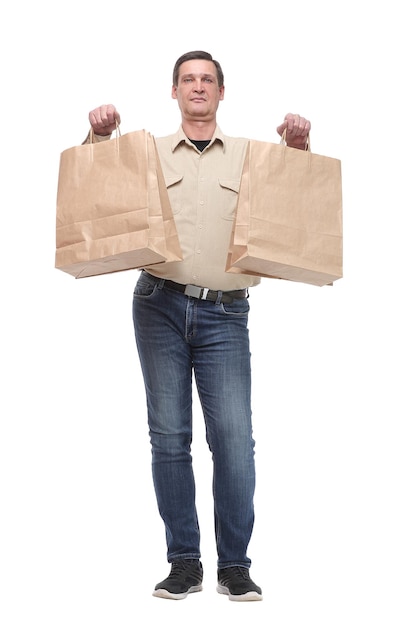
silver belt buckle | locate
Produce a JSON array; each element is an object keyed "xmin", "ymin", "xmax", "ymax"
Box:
[{"xmin": 185, "ymin": 284, "xmax": 204, "ymax": 299}]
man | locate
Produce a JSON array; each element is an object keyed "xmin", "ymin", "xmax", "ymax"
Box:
[{"xmin": 87, "ymin": 51, "xmax": 310, "ymax": 602}]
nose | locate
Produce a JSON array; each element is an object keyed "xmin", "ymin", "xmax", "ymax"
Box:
[{"xmin": 193, "ymin": 79, "xmax": 204, "ymax": 92}]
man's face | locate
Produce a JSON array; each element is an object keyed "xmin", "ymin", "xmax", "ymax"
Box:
[{"xmin": 172, "ymin": 59, "xmax": 224, "ymax": 121}]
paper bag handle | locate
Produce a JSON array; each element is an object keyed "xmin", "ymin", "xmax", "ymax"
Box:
[
  {"xmin": 280, "ymin": 127, "xmax": 311, "ymax": 152},
  {"xmin": 89, "ymin": 119, "xmax": 121, "ymax": 144}
]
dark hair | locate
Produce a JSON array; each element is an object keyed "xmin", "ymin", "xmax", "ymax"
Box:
[{"xmin": 172, "ymin": 51, "xmax": 224, "ymax": 88}]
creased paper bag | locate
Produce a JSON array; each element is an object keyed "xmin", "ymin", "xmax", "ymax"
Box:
[
  {"xmin": 226, "ymin": 137, "xmax": 342, "ymax": 286},
  {"xmin": 55, "ymin": 129, "xmax": 182, "ymax": 278}
]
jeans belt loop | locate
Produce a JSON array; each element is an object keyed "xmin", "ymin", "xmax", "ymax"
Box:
[{"xmin": 215, "ymin": 290, "xmax": 223, "ymax": 305}]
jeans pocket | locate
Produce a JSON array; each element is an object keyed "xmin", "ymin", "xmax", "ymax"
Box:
[
  {"xmin": 220, "ymin": 298, "xmax": 250, "ymax": 316},
  {"xmin": 133, "ymin": 272, "xmax": 158, "ymax": 298}
]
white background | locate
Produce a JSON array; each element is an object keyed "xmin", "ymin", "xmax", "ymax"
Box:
[{"xmin": 1, "ymin": 1, "xmax": 416, "ymax": 624}]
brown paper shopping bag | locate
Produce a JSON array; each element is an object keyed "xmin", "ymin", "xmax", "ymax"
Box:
[
  {"xmin": 55, "ymin": 128, "xmax": 182, "ymax": 278},
  {"xmin": 226, "ymin": 135, "xmax": 342, "ymax": 286}
]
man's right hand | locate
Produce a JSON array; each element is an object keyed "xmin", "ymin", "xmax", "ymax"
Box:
[{"xmin": 88, "ymin": 104, "xmax": 121, "ymax": 136}]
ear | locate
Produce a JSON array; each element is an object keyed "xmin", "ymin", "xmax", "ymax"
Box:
[
  {"xmin": 171, "ymin": 85, "xmax": 178, "ymax": 100},
  {"xmin": 219, "ymin": 85, "xmax": 225, "ymax": 101}
]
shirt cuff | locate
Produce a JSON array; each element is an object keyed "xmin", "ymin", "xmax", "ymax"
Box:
[{"xmin": 82, "ymin": 130, "xmax": 112, "ymax": 145}]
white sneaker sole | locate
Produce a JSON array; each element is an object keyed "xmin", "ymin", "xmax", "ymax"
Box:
[
  {"xmin": 153, "ymin": 584, "xmax": 203, "ymax": 600},
  {"xmin": 217, "ymin": 584, "xmax": 263, "ymax": 602}
]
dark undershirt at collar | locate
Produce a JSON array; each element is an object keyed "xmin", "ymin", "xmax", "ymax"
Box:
[{"xmin": 189, "ymin": 139, "xmax": 211, "ymax": 152}]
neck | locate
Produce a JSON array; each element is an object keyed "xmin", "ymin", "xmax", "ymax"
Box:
[{"xmin": 181, "ymin": 118, "xmax": 217, "ymax": 140}]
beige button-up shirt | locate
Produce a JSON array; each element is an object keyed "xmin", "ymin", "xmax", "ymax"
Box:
[{"xmin": 145, "ymin": 125, "xmax": 261, "ymax": 292}]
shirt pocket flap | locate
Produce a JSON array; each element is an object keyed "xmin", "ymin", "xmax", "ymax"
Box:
[
  {"xmin": 218, "ymin": 179, "xmax": 241, "ymax": 193},
  {"xmin": 165, "ymin": 174, "xmax": 184, "ymax": 188}
]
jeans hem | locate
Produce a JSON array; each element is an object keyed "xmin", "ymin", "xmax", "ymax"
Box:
[
  {"xmin": 217, "ymin": 561, "xmax": 252, "ymax": 570},
  {"xmin": 168, "ymin": 553, "xmax": 201, "ymax": 563}
]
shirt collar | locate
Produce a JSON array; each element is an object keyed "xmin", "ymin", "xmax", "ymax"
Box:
[{"xmin": 170, "ymin": 125, "xmax": 226, "ymax": 152}]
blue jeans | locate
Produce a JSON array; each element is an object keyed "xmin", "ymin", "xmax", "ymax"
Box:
[{"xmin": 132, "ymin": 271, "xmax": 256, "ymax": 568}]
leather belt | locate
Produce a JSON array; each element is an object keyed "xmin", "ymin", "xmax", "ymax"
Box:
[{"xmin": 163, "ymin": 278, "xmax": 248, "ymax": 304}]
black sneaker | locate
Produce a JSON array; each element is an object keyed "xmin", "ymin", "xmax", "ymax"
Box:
[
  {"xmin": 153, "ymin": 559, "xmax": 203, "ymax": 600},
  {"xmin": 217, "ymin": 566, "xmax": 262, "ymax": 601}
]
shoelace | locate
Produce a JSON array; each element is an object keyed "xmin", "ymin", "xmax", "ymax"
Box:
[
  {"xmin": 170, "ymin": 561, "xmax": 198, "ymax": 579},
  {"xmin": 221, "ymin": 566, "xmax": 251, "ymax": 582}
]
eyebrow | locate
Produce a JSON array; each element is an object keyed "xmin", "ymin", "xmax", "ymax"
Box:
[{"xmin": 181, "ymin": 73, "xmax": 216, "ymax": 80}]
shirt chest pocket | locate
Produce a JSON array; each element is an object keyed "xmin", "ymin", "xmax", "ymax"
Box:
[
  {"xmin": 165, "ymin": 175, "xmax": 241, "ymax": 220},
  {"xmin": 218, "ymin": 179, "xmax": 241, "ymax": 221},
  {"xmin": 165, "ymin": 174, "xmax": 184, "ymax": 215}
]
